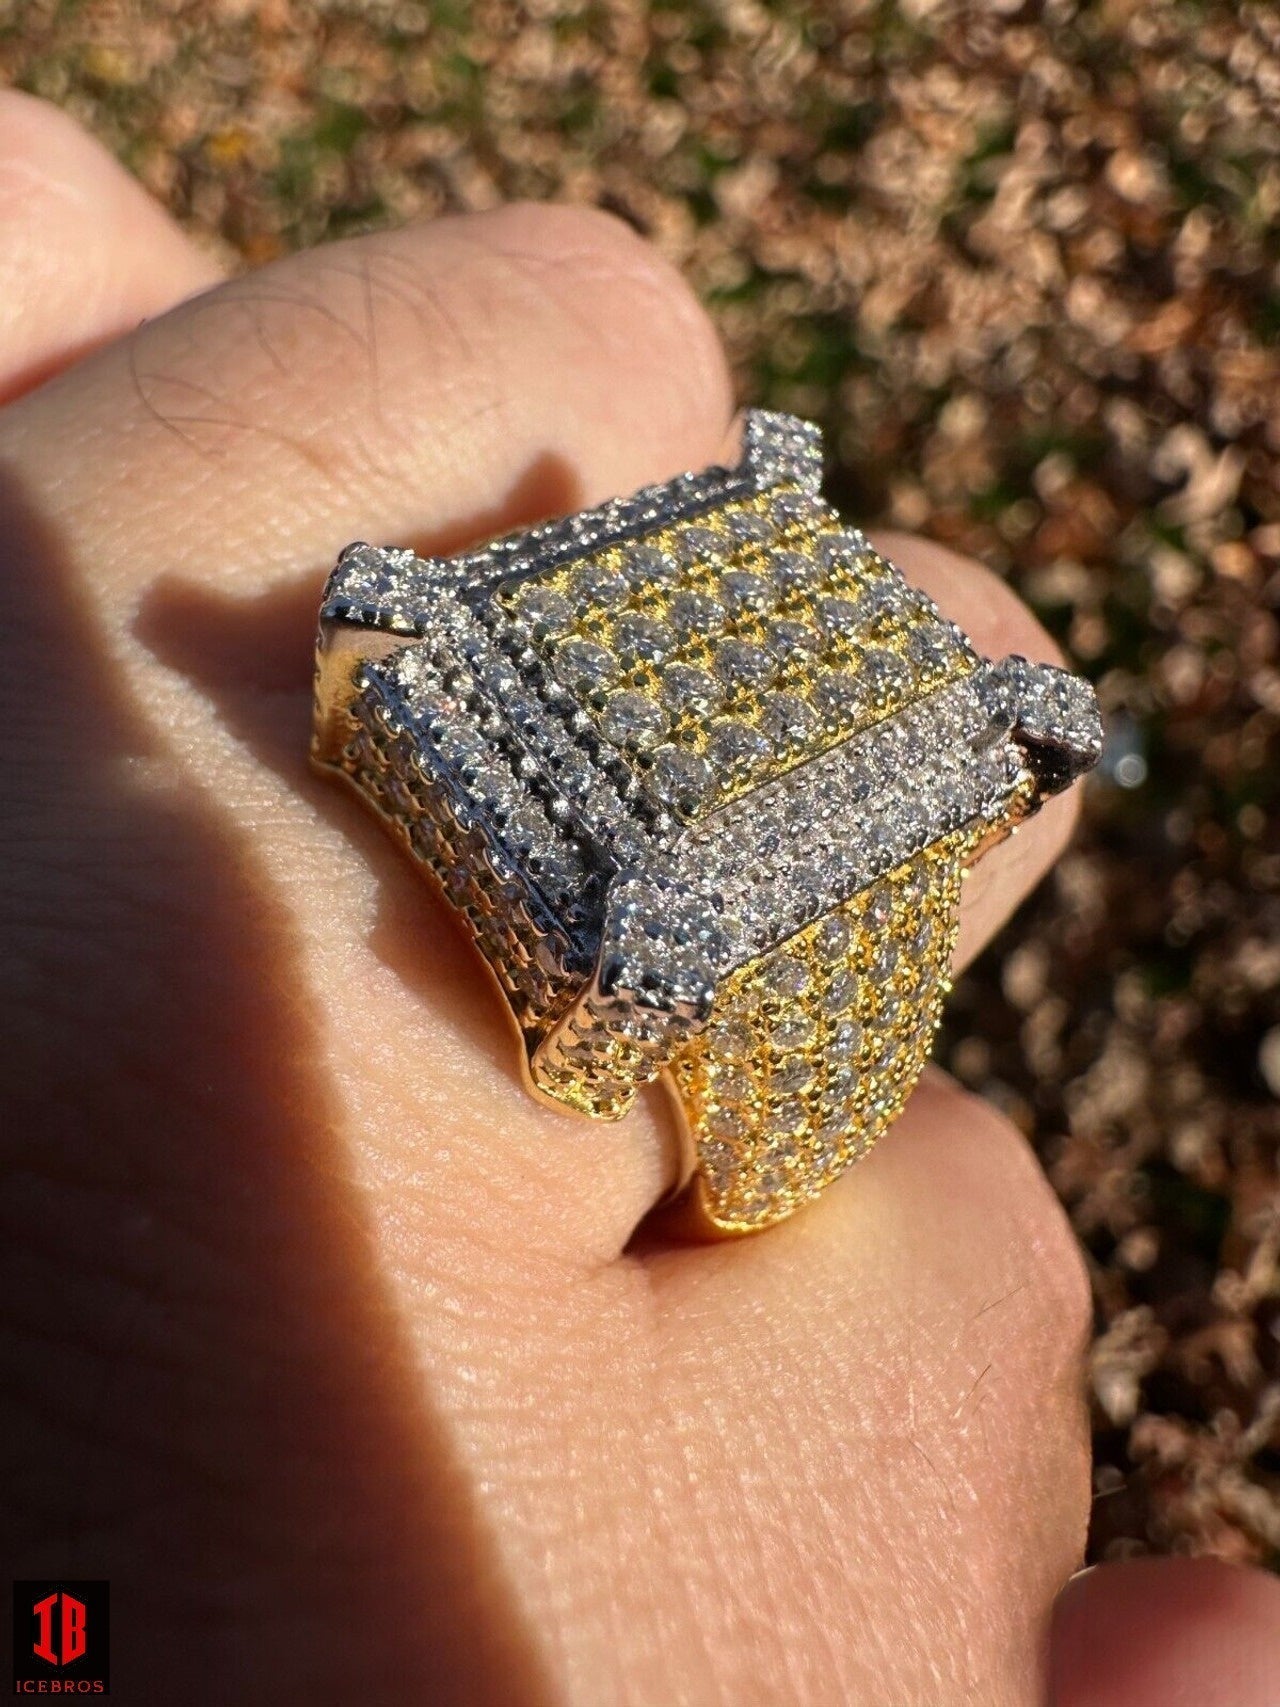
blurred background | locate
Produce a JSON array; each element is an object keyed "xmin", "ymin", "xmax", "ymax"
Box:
[{"xmin": 4, "ymin": 0, "xmax": 1277, "ymax": 1571}]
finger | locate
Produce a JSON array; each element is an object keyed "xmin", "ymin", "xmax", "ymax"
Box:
[
  {"xmin": 619, "ymin": 1071, "xmax": 1093, "ymax": 1703},
  {"xmin": 1, "ymin": 201, "xmax": 734, "ymax": 599},
  {"xmin": 1051, "ymin": 1558, "xmax": 1280, "ymax": 1706},
  {"xmin": 0, "ymin": 208, "xmax": 1078, "ymax": 1267},
  {"xmin": 0, "ymin": 91, "xmax": 222, "ymax": 400},
  {"xmin": 873, "ymin": 530, "xmax": 1084, "ymax": 974},
  {"xmin": 0, "ymin": 203, "xmax": 736, "ymax": 1265}
]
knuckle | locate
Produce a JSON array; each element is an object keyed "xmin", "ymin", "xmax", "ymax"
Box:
[
  {"xmin": 473, "ymin": 199, "xmax": 732, "ymax": 422},
  {"xmin": 0, "ymin": 91, "xmax": 103, "ymax": 211}
]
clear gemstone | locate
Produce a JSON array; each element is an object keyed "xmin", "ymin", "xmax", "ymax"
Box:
[
  {"xmin": 772, "ymin": 1011, "xmax": 816, "ymax": 1051},
  {"xmin": 861, "ymin": 577, "xmax": 914, "ymax": 623},
  {"xmin": 660, "ymin": 663, "xmax": 722, "ymax": 716},
  {"xmin": 810, "ymin": 671, "xmax": 864, "ymax": 724},
  {"xmin": 768, "ymin": 1097, "xmax": 808, "ymax": 1135},
  {"xmin": 822, "ymin": 967, "xmax": 859, "ymax": 1014},
  {"xmin": 714, "ymin": 638, "xmax": 775, "ymax": 691},
  {"xmin": 600, "ymin": 690, "xmax": 667, "ymax": 750},
  {"xmin": 554, "ymin": 636, "xmax": 617, "ymax": 693},
  {"xmin": 866, "ymin": 883, "xmax": 894, "ymax": 928},
  {"xmin": 773, "ymin": 1056, "xmax": 815, "ymax": 1094},
  {"xmin": 710, "ymin": 1062, "xmax": 754, "ymax": 1101},
  {"xmin": 815, "ymin": 914, "xmax": 852, "ymax": 958},
  {"xmin": 611, "ymin": 611, "xmax": 676, "ymax": 664},
  {"xmin": 862, "ymin": 648, "xmax": 911, "ymax": 703},
  {"xmin": 772, "ymin": 549, "xmax": 824, "ymax": 596},
  {"xmin": 766, "ymin": 617, "xmax": 823, "ymax": 660},
  {"xmin": 828, "ymin": 1018, "xmax": 864, "ymax": 1062},
  {"xmin": 908, "ymin": 626, "xmax": 953, "ymax": 674},
  {"xmin": 622, "ymin": 544, "xmax": 681, "ymax": 588},
  {"xmin": 706, "ymin": 718, "xmax": 771, "ymax": 775},
  {"xmin": 771, "ymin": 490, "xmax": 825, "ymax": 529},
  {"xmin": 709, "ymin": 1017, "xmax": 754, "ymax": 1056},
  {"xmin": 649, "ymin": 745, "xmax": 714, "ymax": 813},
  {"xmin": 818, "ymin": 529, "xmax": 866, "ymax": 571},
  {"xmin": 665, "ymin": 587, "xmax": 726, "ymax": 640},
  {"xmin": 720, "ymin": 568, "xmax": 775, "ymax": 614},
  {"xmin": 759, "ymin": 692, "xmax": 819, "ymax": 749},
  {"xmin": 723, "ymin": 509, "xmax": 774, "ymax": 543},
  {"xmin": 707, "ymin": 1105, "xmax": 747, "ymax": 1141},
  {"xmin": 519, "ymin": 585, "xmax": 575, "ymax": 634},
  {"xmin": 673, "ymin": 525, "xmax": 724, "ymax": 567},
  {"xmin": 569, "ymin": 560, "xmax": 629, "ymax": 609},
  {"xmin": 815, "ymin": 594, "xmax": 864, "ymax": 638},
  {"xmin": 760, "ymin": 956, "xmax": 810, "ymax": 1000}
]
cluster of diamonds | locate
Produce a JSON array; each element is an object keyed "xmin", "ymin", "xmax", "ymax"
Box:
[
  {"xmin": 314, "ymin": 409, "xmax": 1103, "ymax": 1233},
  {"xmin": 674, "ymin": 835, "xmax": 969, "ymax": 1229}
]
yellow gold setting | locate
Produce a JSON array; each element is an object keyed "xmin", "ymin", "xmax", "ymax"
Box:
[{"xmin": 312, "ymin": 410, "xmax": 1101, "ymax": 1235}]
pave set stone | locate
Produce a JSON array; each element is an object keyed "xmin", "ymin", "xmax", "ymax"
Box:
[{"xmin": 314, "ymin": 409, "xmax": 1103, "ymax": 1232}]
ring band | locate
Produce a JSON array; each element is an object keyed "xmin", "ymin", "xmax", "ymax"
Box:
[{"xmin": 312, "ymin": 410, "xmax": 1102, "ymax": 1234}]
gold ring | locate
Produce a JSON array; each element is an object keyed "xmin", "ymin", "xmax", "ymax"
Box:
[{"xmin": 312, "ymin": 410, "xmax": 1101, "ymax": 1235}]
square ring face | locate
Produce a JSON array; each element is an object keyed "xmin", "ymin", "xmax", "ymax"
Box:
[{"xmin": 313, "ymin": 410, "xmax": 1103, "ymax": 1142}]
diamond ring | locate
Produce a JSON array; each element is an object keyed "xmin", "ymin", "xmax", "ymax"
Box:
[{"xmin": 312, "ymin": 410, "xmax": 1102, "ymax": 1234}]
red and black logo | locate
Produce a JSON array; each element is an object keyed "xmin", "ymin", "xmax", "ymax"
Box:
[{"xmin": 12, "ymin": 1583, "xmax": 108, "ymax": 1694}]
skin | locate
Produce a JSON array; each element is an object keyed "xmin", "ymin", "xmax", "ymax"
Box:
[{"xmin": 2, "ymin": 94, "xmax": 1277, "ymax": 1706}]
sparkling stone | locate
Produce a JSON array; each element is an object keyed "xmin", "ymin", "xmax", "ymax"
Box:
[
  {"xmin": 815, "ymin": 594, "xmax": 864, "ymax": 638},
  {"xmin": 723, "ymin": 508, "xmax": 774, "ymax": 543},
  {"xmin": 518, "ymin": 585, "xmax": 575, "ymax": 635},
  {"xmin": 815, "ymin": 914, "xmax": 852, "ymax": 958},
  {"xmin": 720, "ymin": 569, "xmax": 775, "ymax": 614},
  {"xmin": 861, "ymin": 577, "xmax": 914, "ymax": 623},
  {"xmin": 822, "ymin": 966, "xmax": 859, "ymax": 1014},
  {"xmin": 910, "ymin": 915, "xmax": 935, "ymax": 955},
  {"xmin": 700, "ymin": 1139, "xmax": 737, "ymax": 1185},
  {"xmin": 706, "ymin": 718, "xmax": 771, "ymax": 775},
  {"xmin": 649, "ymin": 745, "xmax": 714, "ymax": 813},
  {"xmin": 760, "ymin": 955, "xmax": 810, "ymax": 1000},
  {"xmin": 773, "ymin": 1056, "xmax": 815, "ymax": 1094},
  {"xmin": 504, "ymin": 806, "xmax": 547, "ymax": 851},
  {"xmin": 660, "ymin": 663, "xmax": 722, "ymax": 717},
  {"xmin": 862, "ymin": 648, "xmax": 912, "ymax": 703},
  {"xmin": 600, "ymin": 690, "xmax": 667, "ymax": 750},
  {"xmin": 569, "ymin": 559, "xmax": 629, "ymax": 609},
  {"xmin": 875, "ymin": 940, "xmax": 900, "ymax": 980},
  {"xmin": 810, "ymin": 671, "xmax": 864, "ymax": 724},
  {"xmin": 758, "ymin": 692, "xmax": 819, "ymax": 749},
  {"xmin": 554, "ymin": 636, "xmax": 617, "ymax": 694},
  {"xmin": 709, "ymin": 1017, "xmax": 754, "ymax": 1056},
  {"xmin": 622, "ymin": 544, "xmax": 681, "ymax": 588},
  {"xmin": 822, "ymin": 1063, "xmax": 859, "ymax": 1102},
  {"xmin": 707, "ymin": 1105, "xmax": 748, "ymax": 1141},
  {"xmin": 611, "ymin": 611, "xmax": 676, "ymax": 665},
  {"xmin": 813, "ymin": 1115, "xmax": 848, "ymax": 1156},
  {"xmin": 772, "ymin": 1011, "xmax": 817, "ymax": 1051},
  {"xmin": 768, "ymin": 1097, "xmax": 808, "ymax": 1135},
  {"xmin": 771, "ymin": 489, "xmax": 825, "ymax": 529},
  {"xmin": 436, "ymin": 725, "xmax": 488, "ymax": 769},
  {"xmin": 665, "ymin": 587, "xmax": 727, "ymax": 640},
  {"xmin": 766, "ymin": 617, "xmax": 823, "ymax": 660},
  {"xmin": 470, "ymin": 761, "xmax": 516, "ymax": 808},
  {"xmin": 908, "ymin": 626, "xmax": 954, "ymax": 674},
  {"xmin": 673, "ymin": 525, "xmax": 724, "ymax": 567},
  {"xmin": 828, "ymin": 1018, "xmax": 864, "ymax": 1061},
  {"xmin": 817, "ymin": 529, "xmax": 867, "ymax": 572},
  {"xmin": 772, "ymin": 549, "xmax": 824, "ymax": 596},
  {"xmin": 713, "ymin": 638, "xmax": 775, "ymax": 692},
  {"xmin": 710, "ymin": 1062, "xmax": 754, "ymax": 1101},
  {"xmin": 866, "ymin": 883, "xmax": 894, "ymax": 928}
]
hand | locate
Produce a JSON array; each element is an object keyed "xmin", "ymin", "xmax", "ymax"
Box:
[{"xmin": 3, "ymin": 93, "xmax": 1277, "ymax": 1706}]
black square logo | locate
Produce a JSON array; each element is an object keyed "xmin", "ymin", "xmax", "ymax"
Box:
[{"xmin": 12, "ymin": 1581, "xmax": 109, "ymax": 1693}]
